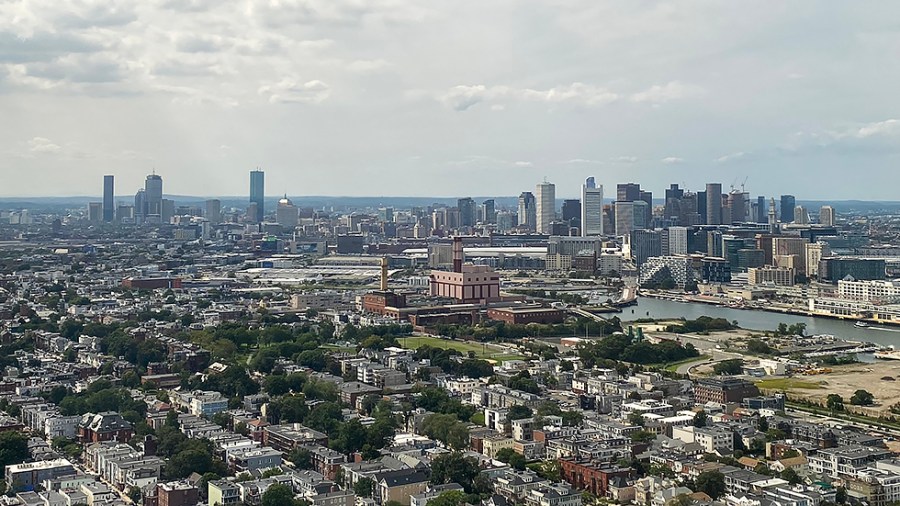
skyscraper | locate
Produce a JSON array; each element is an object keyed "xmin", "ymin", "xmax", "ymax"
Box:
[
  {"xmin": 250, "ymin": 169, "xmax": 265, "ymax": 222},
  {"xmin": 756, "ymin": 196, "xmax": 767, "ymax": 223},
  {"xmin": 144, "ymin": 173, "xmax": 163, "ymax": 221},
  {"xmin": 517, "ymin": 192, "xmax": 536, "ymax": 232},
  {"xmin": 457, "ymin": 197, "xmax": 476, "ymax": 227},
  {"xmin": 102, "ymin": 175, "xmax": 114, "ymax": 223},
  {"xmin": 481, "ymin": 199, "xmax": 496, "ymax": 224},
  {"xmin": 819, "ymin": 205, "xmax": 836, "ymax": 226},
  {"xmin": 134, "ymin": 189, "xmax": 146, "ymax": 222},
  {"xmin": 562, "ymin": 199, "xmax": 581, "ymax": 230},
  {"xmin": 617, "ymin": 183, "xmax": 641, "ymax": 202},
  {"xmin": 206, "ymin": 199, "xmax": 222, "ymax": 224},
  {"xmin": 705, "ymin": 183, "xmax": 723, "ymax": 225},
  {"xmin": 535, "ymin": 181, "xmax": 556, "ymax": 234},
  {"xmin": 581, "ymin": 177, "xmax": 604, "ymax": 237},
  {"xmin": 780, "ymin": 195, "xmax": 795, "ymax": 223}
]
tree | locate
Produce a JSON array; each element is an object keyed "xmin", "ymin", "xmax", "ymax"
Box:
[
  {"xmin": 627, "ymin": 412, "xmax": 645, "ymax": 427},
  {"xmin": 713, "ymin": 359, "xmax": 743, "ymax": 375},
  {"xmin": 693, "ymin": 410, "xmax": 708, "ymax": 428},
  {"xmin": 262, "ymin": 484, "xmax": 297, "ymax": 506},
  {"xmin": 850, "ymin": 389, "xmax": 874, "ymax": 406},
  {"xmin": 429, "ymin": 491, "xmax": 467, "ymax": 506},
  {"xmin": 780, "ymin": 467, "xmax": 801, "ymax": 485},
  {"xmin": 506, "ymin": 405, "xmax": 533, "ymax": 422},
  {"xmin": 0, "ymin": 431, "xmax": 29, "ymax": 472},
  {"xmin": 695, "ymin": 470, "xmax": 726, "ymax": 499},
  {"xmin": 430, "ymin": 452, "xmax": 480, "ymax": 493},
  {"xmin": 826, "ymin": 394, "xmax": 844, "ymax": 412},
  {"xmin": 288, "ymin": 448, "xmax": 312, "ymax": 469},
  {"xmin": 353, "ymin": 478, "xmax": 374, "ymax": 498},
  {"xmin": 127, "ymin": 486, "xmax": 142, "ymax": 503},
  {"xmin": 835, "ymin": 487, "xmax": 847, "ymax": 505},
  {"xmin": 496, "ymin": 448, "xmax": 526, "ymax": 470}
]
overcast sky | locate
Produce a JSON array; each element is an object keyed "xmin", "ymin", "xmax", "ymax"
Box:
[{"xmin": 2, "ymin": 1, "xmax": 900, "ymax": 200}]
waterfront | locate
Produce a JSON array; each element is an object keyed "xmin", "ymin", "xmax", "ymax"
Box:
[{"xmin": 618, "ymin": 297, "xmax": 900, "ymax": 348}]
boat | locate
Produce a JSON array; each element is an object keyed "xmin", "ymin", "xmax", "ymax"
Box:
[
  {"xmin": 875, "ymin": 350, "xmax": 900, "ymax": 361},
  {"xmin": 854, "ymin": 321, "xmax": 869, "ymax": 328}
]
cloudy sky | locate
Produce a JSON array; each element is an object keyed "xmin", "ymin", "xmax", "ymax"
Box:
[{"xmin": 2, "ymin": 1, "xmax": 900, "ymax": 200}]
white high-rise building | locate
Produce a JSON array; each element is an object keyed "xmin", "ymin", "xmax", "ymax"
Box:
[
  {"xmin": 581, "ymin": 177, "xmax": 604, "ymax": 237},
  {"xmin": 536, "ymin": 180, "xmax": 556, "ymax": 234},
  {"xmin": 667, "ymin": 226, "xmax": 689, "ymax": 255}
]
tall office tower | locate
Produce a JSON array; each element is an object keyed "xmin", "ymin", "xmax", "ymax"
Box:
[
  {"xmin": 638, "ymin": 190, "xmax": 653, "ymax": 224},
  {"xmin": 496, "ymin": 211, "xmax": 516, "ymax": 233},
  {"xmin": 481, "ymin": 199, "xmax": 496, "ymax": 224},
  {"xmin": 87, "ymin": 202, "xmax": 102, "ymax": 222},
  {"xmin": 144, "ymin": 173, "xmax": 163, "ymax": 220},
  {"xmin": 696, "ymin": 191, "xmax": 707, "ymax": 225},
  {"xmin": 705, "ymin": 183, "xmax": 723, "ymax": 225},
  {"xmin": 614, "ymin": 201, "xmax": 635, "ymax": 236},
  {"xmin": 134, "ymin": 189, "xmax": 146, "ymax": 221},
  {"xmin": 632, "ymin": 201, "xmax": 650, "ymax": 230},
  {"xmin": 617, "ymin": 183, "xmax": 641, "ymax": 202},
  {"xmin": 726, "ymin": 191, "xmax": 748, "ymax": 224},
  {"xmin": 562, "ymin": 199, "xmax": 581, "ymax": 223},
  {"xmin": 535, "ymin": 181, "xmax": 556, "ymax": 234},
  {"xmin": 102, "ymin": 175, "xmax": 114, "ymax": 223},
  {"xmin": 819, "ymin": 205, "xmax": 836, "ymax": 226},
  {"xmin": 517, "ymin": 192, "xmax": 536, "ymax": 231},
  {"xmin": 457, "ymin": 197, "xmax": 476, "ymax": 227},
  {"xmin": 768, "ymin": 198, "xmax": 778, "ymax": 234},
  {"xmin": 794, "ymin": 206, "xmax": 810, "ymax": 225},
  {"xmin": 206, "ymin": 199, "xmax": 222, "ymax": 224},
  {"xmin": 161, "ymin": 199, "xmax": 175, "ymax": 224},
  {"xmin": 582, "ymin": 177, "xmax": 604, "ymax": 236},
  {"xmin": 276, "ymin": 196, "xmax": 299, "ymax": 229},
  {"xmin": 630, "ymin": 229, "xmax": 661, "ymax": 268},
  {"xmin": 378, "ymin": 207, "xmax": 394, "ymax": 223},
  {"xmin": 664, "ymin": 184, "xmax": 684, "ymax": 221},
  {"xmin": 805, "ymin": 242, "xmax": 831, "ymax": 278},
  {"xmin": 780, "ymin": 195, "xmax": 795, "ymax": 223},
  {"xmin": 668, "ymin": 226, "xmax": 689, "ymax": 255},
  {"xmin": 250, "ymin": 169, "xmax": 265, "ymax": 222},
  {"xmin": 707, "ymin": 230, "xmax": 724, "ymax": 257},
  {"xmin": 756, "ymin": 196, "xmax": 767, "ymax": 223}
]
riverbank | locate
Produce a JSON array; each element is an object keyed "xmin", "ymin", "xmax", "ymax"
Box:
[
  {"xmin": 618, "ymin": 296, "xmax": 900, "ymax": 348},
  {"xmin": 638, "ymin": 291, "xmax": 900, "ymax": 330}
]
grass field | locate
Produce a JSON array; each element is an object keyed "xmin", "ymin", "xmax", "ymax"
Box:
[
  {"xmin": 756, "ymin": 378, "xmax": 825, "ymax": 390},
  {"xmin": 398, "ymin": 336, "xmax": 525, "ymax": 362}
]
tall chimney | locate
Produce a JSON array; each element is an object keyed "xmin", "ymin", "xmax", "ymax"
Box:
[
  {"xmin": 380, "ymin": 256, "xmax": 389, "ymax": 291},
  {"xmin": 452, "ymin": 236, "xmax": 463, "ymax": 273}
]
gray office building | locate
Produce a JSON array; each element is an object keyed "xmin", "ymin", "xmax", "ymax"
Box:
[{"xmin": 102, "ymin": 175, "xmax": 114, "ymax": 222}]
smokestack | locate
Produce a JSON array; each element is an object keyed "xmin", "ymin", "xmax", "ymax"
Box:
[
  {"xmin": 380, "ymin": 256, "xmax": 389, "ymax": 291},
  {"xmin": 452, "ymin": 236, "xmax": 463, "ymax": 273}
]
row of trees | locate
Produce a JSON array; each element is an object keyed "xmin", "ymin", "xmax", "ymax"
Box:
[{"xmin": 577, "ymin": 333, "xmax": 700, "ymax": 366}]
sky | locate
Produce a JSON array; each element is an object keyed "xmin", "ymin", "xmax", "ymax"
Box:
[{"xmin": 2, "ymin": 1, "xmax": 900, "ymax": 200}]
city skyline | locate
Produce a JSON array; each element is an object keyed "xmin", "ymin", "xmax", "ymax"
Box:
[{"xmin": 3, "ymin": 3, "xmax": 900, "ymax": 199}]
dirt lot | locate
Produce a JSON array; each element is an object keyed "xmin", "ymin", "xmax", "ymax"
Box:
[{"xmin": 759, "ymin": 361, "xmax": 900, "ymax": 416}]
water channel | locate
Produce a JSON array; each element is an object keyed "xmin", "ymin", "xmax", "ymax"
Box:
[{"xmin": 617, "ymin": 297, "xmax": 900, "ymax": 348}]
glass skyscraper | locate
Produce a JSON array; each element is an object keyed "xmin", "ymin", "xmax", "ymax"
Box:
[{"xmin": 250, "ymin": 169, "xmax": 265, "ymax": 222}]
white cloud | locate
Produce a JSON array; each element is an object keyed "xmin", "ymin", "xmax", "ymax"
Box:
[
  {"xmin": 513, "ymin": 161, "xmax": 533, "ymax": 167},
  {"xmin": 612, "ymin": 156, "xmax": 638, "ymax": 163},
  {"xmin": 854, "ymin": 119, "xmax": 900, "ymax": 139},
  {"xmin": 714, "ymin": 151, "xmax": 748, "ymax": 163},
  {"xmin": 258, "ymin": 79, "xmax": 330, "ymax": 104},
  {"xmin": 629, "ymin": 81, "xmax": 700, "ymax": 104},
  {"xmin": 28, "ymin": 137, "xmax": 61, "ymax": 153},
  {"xmin": 661, "ymin": 157, "xmax": 684, "ymax": 164}
]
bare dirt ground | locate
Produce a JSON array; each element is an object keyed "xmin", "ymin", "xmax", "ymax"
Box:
[{"xmin": 763, "ymin": 361, "xmax": 900, "ymax": 416}]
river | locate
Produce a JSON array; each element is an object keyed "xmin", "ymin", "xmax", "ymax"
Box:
[{"xmin": 617, "ymin": 297, "xmax": 900, "ymax": 348}]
